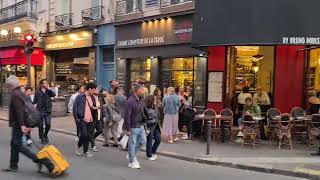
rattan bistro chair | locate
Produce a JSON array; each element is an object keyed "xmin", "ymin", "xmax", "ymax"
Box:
[
  {"xmin": 291, "ymin": 107, "xmax": 308, "ymax": 144},
  {"xmin": 277, "ymin": 113, "xmax": 293, "ymax": 150},
  {"xmin": 242, "ymin": 114, "xmax": 257, "ymax": 147},
  {"xmin": 309, "ymin": 114, "xmax": 320, "ymax": 147},
  {"xmin": 216, "ymin": 108, "xmax": 234, "ymax": 142},
  {"xmin": 267, "ymin": 108, "xmax": 281, "ymax": 145}
]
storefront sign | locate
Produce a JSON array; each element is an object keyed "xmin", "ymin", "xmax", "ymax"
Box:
[
  {"xmin": 193, "ymin": 0, "xmax": 320, "ymax": 46},
  {"xmin": 55, "ymin": 63, "xmax": 72, "ymax": 74},
  {"xmin": 116, "ymin": 15, "xmax": 193, "ymax": 48},
  {"xmin": 44, "ymin": 30, "xmax": 92, "ymax": 51}
]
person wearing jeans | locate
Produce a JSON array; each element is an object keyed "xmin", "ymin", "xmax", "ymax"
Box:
[
  {"xmin": 123, "ymin": 83, "xmax": 148, "ymax": 169},
  {"xmin": 145, "ymin": 95, "xmax": 161, "ymax": 161},
  {"xmin": 73, "ymin": 82, "xmax": 97, "ymax": 158}
]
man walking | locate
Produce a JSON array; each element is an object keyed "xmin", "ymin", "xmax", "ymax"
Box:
[
  {"xmin": 73, "ymin": 82, "xmax": 97, "ymax": 158},
  {"xmin": 68, "ymin": 85, "xmax": 85, "ymax": 141},
  {"xmin": 2, "ymin": 75, "xmax": 53, "ymax": 173},
  {"xmin": 33, "ymin": 79, "xmax": 56, "ymax": 145},
  {"xmin": 123, "ymin": 83, "xmax": 147, "ymax": 169}
]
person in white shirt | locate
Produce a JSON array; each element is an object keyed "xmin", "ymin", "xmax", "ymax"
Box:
[
  {"xmin": 253, "ymin": 86, "xmax": 271, "ymax": 106},
  {"xmin": 50, "ymin": 82, "xmax": 59, "ymax": 98},
  {"xmin": 238, "ymin": 86, "xmax": 252, "ymax": 105}
]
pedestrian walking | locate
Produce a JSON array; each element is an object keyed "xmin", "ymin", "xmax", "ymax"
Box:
[
  {"xmin": 123, "ymin": 83, "xmax": 148, "ymax": 169},
  {"xmin": 162, "ymin": 87, "xmax": 180, "ymax": 144},
  {"xmin": 68, "ymin": 85, "xmax": 86, "ymax": 141},
  {"xmin": 23, "ymin": 86, "xmax": 34, "ymax": 146},
  {"xmin": 2, "ymin": 75, "xmax": 53, "ymax": 173},
  {"xmin": 114, "ymin": 86, "xmax": 127, "ymax": 138},
  {"xmin": 33, "ymin": 79, "xmax": 56, "ymax": 145},
  {"xmin": 73, "ymin": 82, "xmax": 97, "ymax": 158},
  {"xmin": 109, "ymin": 80, "xmax": 119, "ymax": 95},
  {"xmin": 145, "ymin": 95, "xmax": 161, "ymax": 161},
  {"xmin": 103, "ymin": 94, "xmax": 120, "ymax": 147},
  {"xmin": 89, "ymin": 88, "xmax": 103, "ymax": 152}
]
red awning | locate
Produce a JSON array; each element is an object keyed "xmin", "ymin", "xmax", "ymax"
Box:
[{"xmin": 0, "ymin": 47, "xmax": 44, "ymax": 65}]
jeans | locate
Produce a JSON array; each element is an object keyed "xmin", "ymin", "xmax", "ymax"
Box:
[
  {"xmin": 128, "ymin": 126, "xmax": 146, "ymax": 163},
  {"xmin": 146, "ymin": 126, "xmax": 161, "ymax": 158},
  {"xmin": 78, "ymin": 120, "xmax": 93, "ymax": 154},
  {"xmin": 10, "ymin": 128, "xmax": 38, "ymax": 168},
  {"xmin": 89, "ymin": 120, "xmax": 103, "ymax": 148},
  {"xmin": 104, "ymin": 121, "xmax": 119, "ymax": 145},
  {"xmin": 74, "ymin": 117, "xmax": 80, "ymax": 137},
  {"xmin": 38, "ymin": 112, "xmax": 52, "ymax": 140}
]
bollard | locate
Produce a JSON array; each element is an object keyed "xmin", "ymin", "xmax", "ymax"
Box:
[{"xmin": 206, "ymin": 120, "xmax": 212, "ymax": 155}]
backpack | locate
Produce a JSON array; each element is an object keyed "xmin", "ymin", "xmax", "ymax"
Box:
[{"xmin": 18, "ymin": 92, "xmax": 41, "ymax": 128}]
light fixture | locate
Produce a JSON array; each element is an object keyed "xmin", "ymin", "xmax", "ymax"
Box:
[
  {"xmin": 69, "ymin": 34, "xmax": 78, "ymax": 40},
  {"xmin": 252, "ymin": 54, "xmax": 264, "ymax": 61},
  {"xmin": 82, "ymin": 31, "xmax": 90, "ymax": 37},
  {"xmin": 199, "ymin": 53, "xmax": 204, "ymax": 57},
  {"xmin": 25, "ymin": 35, "xmax": 33, "ymax": 41},
  {"xmin": 13, "ymin": 27, "xmax": 22, "ymax": 34},
  {"xmin": 56, "ymin": 35, "xmax": 64, "ymax": 40},
  {"xmin": 150, "ymin": 56, "xmax": 155, "ymax": 59},
  {"xmin": 0, "ymin": 29, "xmax": 8, "ymax": 36},
  {"xmin": 253, "ymin": 66, "xmax": 259, "ymax": 73}
]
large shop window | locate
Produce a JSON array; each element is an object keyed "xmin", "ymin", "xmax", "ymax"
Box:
[
  {"xmin": 226, "ymin": 46, "xmax": 275, "ymax": 112},
  {"xmin": 160, "ymin": 57, "xmax": 207, "ymax": 106},
  {"xmin": 129, "ymin": 59, "xmax": 151, "ymax": 82},
  {"xmin": 307, "ymin": 48, "xmax": 320, "ymax": 113}
]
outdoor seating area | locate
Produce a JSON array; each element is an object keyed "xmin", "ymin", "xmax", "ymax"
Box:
[{"xmin": 191, "ymin": 107, "xmax": 320, "ymax": 150}]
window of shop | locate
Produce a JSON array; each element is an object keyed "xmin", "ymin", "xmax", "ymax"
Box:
[
  {"xmin": 160, "ymin": 57, "xmax": 207, "ymax": 106},
  {"xmin": 307, "ymin": 48, "xmax": 320, "ymax": 113},
  {"xmin": 129, "ymin": 58, "xmax": 151, "ymax": 83},
  {"xmin": 226, "ymin": 46, "xmax": 275, "ymax": 112}
]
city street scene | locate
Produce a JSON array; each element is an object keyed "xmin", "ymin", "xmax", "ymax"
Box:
[{"xmin": 0, "ymin": 0, "xmax": 319, "ymax": 179}]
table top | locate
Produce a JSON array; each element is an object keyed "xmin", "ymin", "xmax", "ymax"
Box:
[
  {"xmin": 253, "ymin": 116, "xmax": 265, "ymax": 121},
  {"xmin": 194, "ymin": 114, "xmax": 232, "ymax": 121}
]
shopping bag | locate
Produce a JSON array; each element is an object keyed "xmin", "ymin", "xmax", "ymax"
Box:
[{"xmin": 119, "ymin": 134, "xmax": 129, "ymax": 150}]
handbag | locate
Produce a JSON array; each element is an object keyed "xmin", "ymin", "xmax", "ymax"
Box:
[
  {"xmin": 112, "ymin": 110, "xmax": 122, "ymax": 122},
  {"xmin": 119, "ymin": 133, "xmax": 129, "ymax": 149}
]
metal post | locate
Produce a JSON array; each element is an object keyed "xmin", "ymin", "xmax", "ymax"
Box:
[
  {"xmin": 206, "ymin": 120, "xmax": 212, "ymax": 155},
  {"xmin": 27, "ymin": 52, "xmax": 31, "ymax": 87}
]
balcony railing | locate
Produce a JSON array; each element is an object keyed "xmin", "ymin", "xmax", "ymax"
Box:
[
  {"xmin": 82, "ymin": 6, "xmax": 103, "ymax": 23},
  {"xmin": 160, "ymin": 0, "xmax": 194, "ymax": 7},
  {"xmin": 116, "ymin": 0, "xmax": 142, "ymax": 16},
  {"xmin": 0, "ymin": 0, "xmax": 37, "ymax": 25},
  {"xmin": 55, "ymin": 13, "xmax": 73, "ymax": 27}
]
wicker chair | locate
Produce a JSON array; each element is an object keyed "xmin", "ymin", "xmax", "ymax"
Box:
[
  {"xmin": 309, "ymin": 114, "xmax": 320, "ymax": 147},
  {"xmin": 242, "ymin": 114, "xmax": 257, "ymax": 147},
  {"xmin": 203, "ymin": 109, "xmax": 217, "ymax": 141},
  {"xmin": 277, "ymin": 113, "xmax": 293, "ymax": 150},
  {"xmin": 266, "ymin": 108, "xmax": 281, "ymax": 145},
  {"xmin": 217, "ymin": 108, "xmax": 233, "ymax": 142},
  {"xmin": 291, "ymin": 107, "xmax": 308, "ymax": 144}
]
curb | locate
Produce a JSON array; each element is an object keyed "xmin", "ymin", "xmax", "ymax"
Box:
[{"xmin": 0, "ymin": 118, "xmax": 319, "ymax": 179}]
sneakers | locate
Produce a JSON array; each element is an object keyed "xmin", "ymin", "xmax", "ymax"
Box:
[
  {"xmin": 148, "ymin": 157, "xmax": 156, "ymax": 161},
  {"xmin": 92, "ymin": 146, "xmax": 98, "ymax": 152},
  {"xmin": 152, "ymin": 154, "xmax": 158, "ymax": 160},
  {"xmin": 75, "ymin": 146, "xmax": 82, "ymax": 156},
  {"xmin": 128, "ymin": 161, "xmax": 141, "ymax": 169},
  {"xmin": 126, "ymin": 154, "xmax": 140, "ymax": 165},
  {"xmin": 85, "ymin": 152, "xmax": 94, "ymax": 158},
  {"xmin": 234, "ymin": 138, "xmax": 244, "ymax": 143},
  {"xmin": 26, "ymin": 139, "xmax": 33, "ymax": 146}
]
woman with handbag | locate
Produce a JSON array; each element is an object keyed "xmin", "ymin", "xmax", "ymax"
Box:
[{"xmin": 103, "ymin": 94, "xmax": 120, "ymax": 147}]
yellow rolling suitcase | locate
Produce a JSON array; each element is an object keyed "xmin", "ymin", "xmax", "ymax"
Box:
[{"xmin": 37, "ymin": 145, "xmax": 70, "ymax": 176}]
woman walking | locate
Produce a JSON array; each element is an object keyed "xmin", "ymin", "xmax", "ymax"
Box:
[
  {"xmin": 103, "ymin": 94, "xmax": 120, "ymax": 147},
  {"xmin": 162, "ymin": 87, "xmax": 180, "ymax": 144},
  {"xmin": 145, "ymin": 95, "xmax": 161, "ymax": 161}
]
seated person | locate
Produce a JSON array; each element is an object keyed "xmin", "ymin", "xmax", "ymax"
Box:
[
  {"xmin": 237, "ymin": 86, "xmax": 252, "ymax": 115},
  {"xmin": 179, "ymin": 94, "xmax": 194, "ymax": 140},
  {"xmin": 308, "ymin": 90, "xmax": 320, "ymax": 114},
  {"xmin": 253, "ymin": 86, "xmax": 271, "ymax": 106}
]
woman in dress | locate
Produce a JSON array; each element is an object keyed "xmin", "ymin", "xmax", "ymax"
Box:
[{"xmin": 162, "ymin": 87, "xmax": 180, "ymax": 144}]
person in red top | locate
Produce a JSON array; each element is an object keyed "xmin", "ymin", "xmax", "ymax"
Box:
[{"xmin": 73, "ymin": 82, "xmax": 97, "ymax": 158}]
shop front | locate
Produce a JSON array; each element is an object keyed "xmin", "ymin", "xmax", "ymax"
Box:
[
  {"xmin": 0, "ymin": 47, "xmax": 45, "ymax": 106},
  {"xmin": 44, "ymin": 29, "xmax": 96, "ymax": 96},
  {"xmin": 115, "ymin": 14, "xmax": 207, "ymax": 106},
  {"xmin": 193, "ymin": 0, "xmax": 320, "ymax": 113}
]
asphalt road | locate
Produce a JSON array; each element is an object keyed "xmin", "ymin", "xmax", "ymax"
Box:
[{"xmin": 0, "ymin": 121, "xmax": 307, "ymax": 180}]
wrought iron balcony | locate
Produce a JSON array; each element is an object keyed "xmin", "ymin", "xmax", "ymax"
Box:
[
  {"xmin": 116, "ymin": 0, "xmax": 142, "ymax": 16},
  {"xmin": 0, "ymin": 0, "xmax": 37, "ymax": 25},
  {"xmin": 82, "ymin": 6, "xmax": 103, "ymax": 23},
  {"xmin": 160, "ymin": 0, "xmax": 194, "ymax": 7},
  {"xmin": 55, "ymin": 13, "xmax": 73, "ymax": 27}
]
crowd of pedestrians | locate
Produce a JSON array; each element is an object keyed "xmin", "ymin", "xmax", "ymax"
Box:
[{"xmin": 3, "ymin": 75, "xmax": 195, "ymax": 172}]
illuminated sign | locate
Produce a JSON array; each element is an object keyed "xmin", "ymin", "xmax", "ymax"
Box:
[{"xmin": 44, "ymin": 30, "xmax": 92, "ymax": 50}]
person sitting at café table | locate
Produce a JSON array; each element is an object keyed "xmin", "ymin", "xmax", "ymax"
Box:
[
  {"xmin": 253, "ymin": 85, "xmax": 271, "ymax": 106},
  {"xmin": 308, "ymin": 90, "xmax": 320, "ymax": 114},
  {"xmin": 237, "ymin": 86, "xmax": 252, "ymax": 115}
]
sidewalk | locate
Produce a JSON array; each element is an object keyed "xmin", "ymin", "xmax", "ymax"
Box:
[{"xmin": 0, "ymin": 109, "xmax": 319, "ymax": 179}]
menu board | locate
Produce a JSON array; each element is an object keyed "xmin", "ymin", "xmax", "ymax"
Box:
[
  {"xmin": 55, "ymin": 63, "xmax": 72, "ymax": 74},
  {"xmin": 207, "ymin": 72, "xmax": 223, "ymax": 102}
]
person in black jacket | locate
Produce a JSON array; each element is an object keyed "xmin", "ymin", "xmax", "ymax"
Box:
[
  {"xmin": 33, "ymin": 79, "xmax": 56, "ymax": 145},
  {"xmin": 2, "ymin": 75, "xmax": 53, "ymax": 173}
]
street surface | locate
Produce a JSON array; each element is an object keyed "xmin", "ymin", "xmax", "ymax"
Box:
[{"xmin": 0, "ymin": 121, "xmax": 307, "ymax": 180}]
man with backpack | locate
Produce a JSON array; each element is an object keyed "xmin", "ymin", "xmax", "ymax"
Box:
[
  {"xmin": 33, "ymin": 79, "xmax": 56, "ymax": 145},
  {"xmin": 2, "ymin": 75, "xmax": 53, "ymax": 173}
]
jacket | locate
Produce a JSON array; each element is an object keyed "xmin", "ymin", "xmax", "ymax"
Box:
[
  {"xmin": 72, "ymin": 93, "xmax": 87, "ymax": 121},
  {"xmin": 9, "ymin": 87, "xmax": 26, "ymax": 128},
  {"xmin": 33, "ymin": 88, "xmax": 56, "ymax": 113},
  {"xmin": 123, "ymin": 94, "xmax": 148, "ymax": 130},
  {"xmin": 68, "ymin": 92, "xmax": 79, "ymax": 113},
  {"xmin": 146, "ymin": 107, "xmax": 160, "ymax": 132},
  {"xmin": 163, "ymin": 94, "xmax": 180, "ymax": 115}
]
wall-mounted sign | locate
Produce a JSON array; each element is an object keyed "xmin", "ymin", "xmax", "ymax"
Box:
[
  {"xmin": 116, "ymin": 14, "xmax": 193, "ymax": 48},
  {"xmin": 55, "ymin": 63, "xmax": 72, "ymax": 74},
  {"xmin": 44, "ymin": 30, "xmax": 92, "ymax": 51},
  {"xmin": 207, "ymin": 72, "xmax": 223, "ymax": 102}
]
